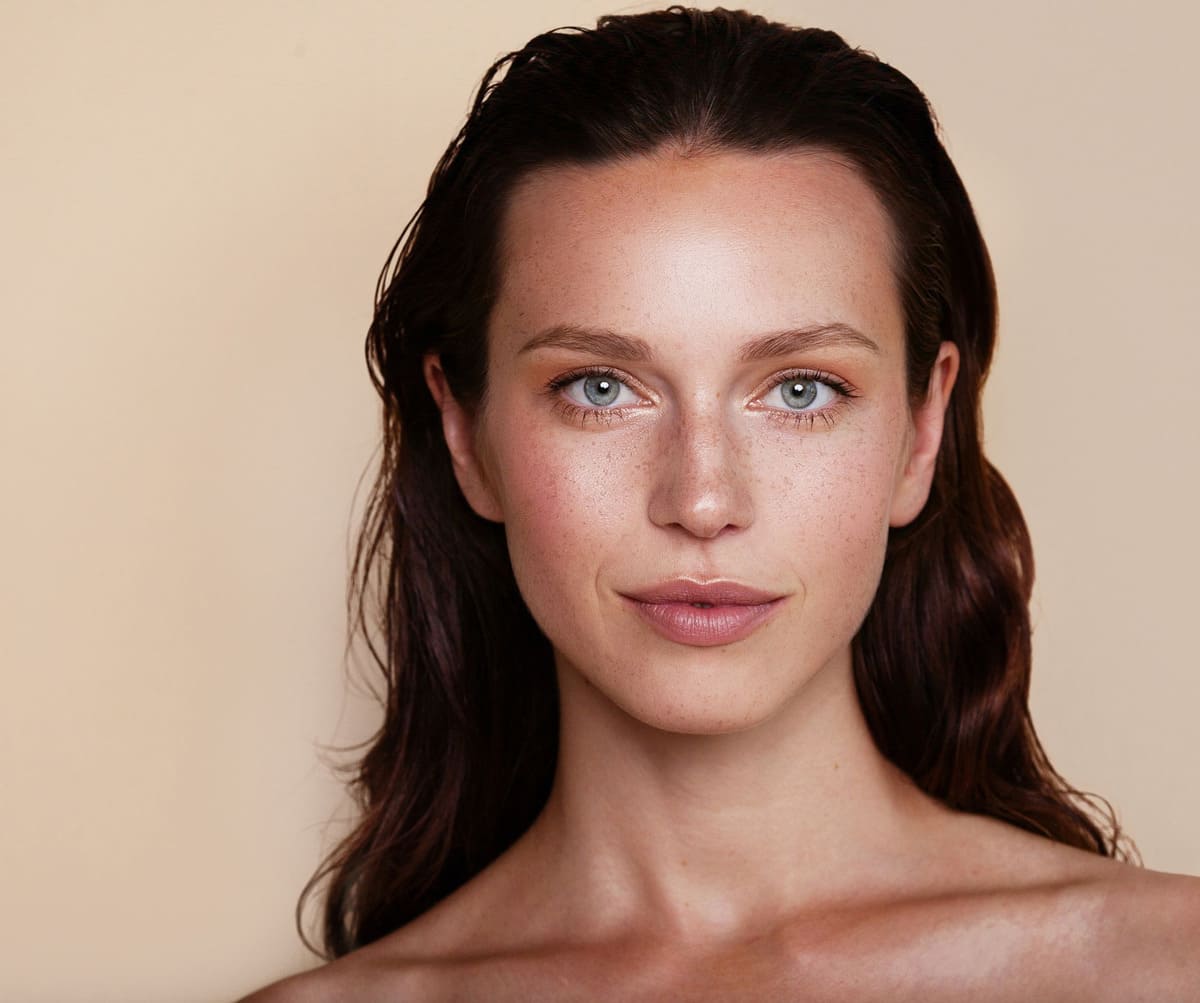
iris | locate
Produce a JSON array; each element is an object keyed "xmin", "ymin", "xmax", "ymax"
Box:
[
  {"xmin": 583, "ymin": 375, "xmax": 620, "ymax": 406},
  {"xmin": 781, "ymin": 380, "xmax": 818, "ymax": 409}
]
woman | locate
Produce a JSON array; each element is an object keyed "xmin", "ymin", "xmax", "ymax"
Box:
[{"xmin": 245, "ymin": 7, "xmax": 1199, "ymax": 999}]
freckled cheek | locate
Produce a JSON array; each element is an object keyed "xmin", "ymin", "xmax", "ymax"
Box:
[
  {"xmin": 489, "ymin": 421, "xmax": 649, "ymax": 599},
  {"xmin": 753, "ymin": 431, "xmax": 897, "ymax": 589}
]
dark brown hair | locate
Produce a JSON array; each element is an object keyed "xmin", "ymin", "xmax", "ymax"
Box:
[{"xmin": 301, "ymin": 5, "xmax": 1138, "ymax": 958}]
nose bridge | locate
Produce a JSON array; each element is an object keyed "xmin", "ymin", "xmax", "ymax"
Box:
[{"xmin": 647, "ymin": 392, "xmax": 755, "ymax": 538}]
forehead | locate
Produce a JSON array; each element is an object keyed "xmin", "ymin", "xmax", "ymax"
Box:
[{"xmin": 489, "ymin": 148, "xmax": 904, "ymax": 359}]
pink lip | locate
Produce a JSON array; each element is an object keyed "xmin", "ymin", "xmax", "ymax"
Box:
[{"xmin": 619, "ymin": 579, "xmax": 787, "ymax": 647}]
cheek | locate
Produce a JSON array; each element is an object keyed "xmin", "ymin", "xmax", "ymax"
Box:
[
  {"xmin": 487, "ymin": 414, "xmax": 649, "ymax": 623},
  {"xmin": 754, "ymin": 423, "xmax": 898, "ymax": 605}
]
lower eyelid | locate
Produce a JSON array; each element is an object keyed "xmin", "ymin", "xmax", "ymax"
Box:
[
  {"xmin": 761, "ymin": 406, "xmax": 842, "ymax": 431},
  {"xmin": 550, "ymin": 398, "xmax": 631, "ymax": 425}
]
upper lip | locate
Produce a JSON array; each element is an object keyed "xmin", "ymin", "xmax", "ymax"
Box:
[{"xmin": 621, "ymin": 579, "xmax": 784, "ymax": 606}]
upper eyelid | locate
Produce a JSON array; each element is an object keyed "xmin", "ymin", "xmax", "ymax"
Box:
[{"xmin": 754, "ymin": 368, "xmax": 858, "ymax": 401}]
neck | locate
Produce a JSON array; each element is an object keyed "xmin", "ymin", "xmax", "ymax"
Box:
[{"xmin": 524, "ymin": 645, "xmax": 948, "ymax": 946}]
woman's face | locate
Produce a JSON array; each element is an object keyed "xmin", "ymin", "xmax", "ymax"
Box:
[{"xmin": 428, "ymin": 148, "xmax": 955, "ymax": 735}]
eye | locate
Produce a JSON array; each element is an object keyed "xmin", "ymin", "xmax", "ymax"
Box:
[
  {"xmin": 760, "ymin": 374, "xmax": 841, "ymax": 412},
  {"xmin": 557, "ymin": 369, "xmax": 642, "ymax": 409},
  {"xmin": 752, "ymin": 369, "xmax": 859, "ymax": 430}
]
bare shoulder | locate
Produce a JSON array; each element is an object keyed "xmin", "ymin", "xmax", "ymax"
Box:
[
  {"xmin": 860, "ymin": 810, "xmax": 1200, "ymax": 1000},
  {"xmin": 989, "ymin": 835, "xmax": 1200, "ymax": 1001},
  {"xmin": 234, "ymin": 943, "xmax": 439, "ymax": 1003},
  {"xmin": 232, "ymin": 830, "xmax": 560, "ymax": 1002},
  {"xmin": 234, "ymin": 965, "xmax": 338, "ymax": 1003},
  {"xmin": 1085, "ymin": 864, "xmax": 1200, "ymax": 1000}
]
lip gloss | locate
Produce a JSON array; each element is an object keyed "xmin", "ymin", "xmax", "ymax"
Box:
[{"xmin": 621, "ymin": 596, "xmax": 785, "ymax": 647}]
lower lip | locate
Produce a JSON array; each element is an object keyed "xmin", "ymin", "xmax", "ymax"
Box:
[{"xmin": 620, "ymin": 596, "xmax": 785, "ymax": 647}]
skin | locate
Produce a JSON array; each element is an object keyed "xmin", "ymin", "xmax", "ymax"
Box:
[{"xmin": 241, "ymin": 149, "xmax": 1200, "ymax": 1001}]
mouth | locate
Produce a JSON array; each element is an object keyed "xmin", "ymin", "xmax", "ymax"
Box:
[{"xmin": 618, "ymin": 578, "xmax": 787, "ymax": 647}]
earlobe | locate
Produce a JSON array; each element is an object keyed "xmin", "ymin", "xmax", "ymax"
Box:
[
  {"xmin": 422, "ymin": 354, "xmax": 505, "ymax": 523},
  {"xmin": 889, "ymin": 342, "xmax": 960, "ymax": 528}
]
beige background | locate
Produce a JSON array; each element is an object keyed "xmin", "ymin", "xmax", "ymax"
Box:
[{"xmin": 3, "ymin": 1, "xmax": 1197, "ymax": 1000}]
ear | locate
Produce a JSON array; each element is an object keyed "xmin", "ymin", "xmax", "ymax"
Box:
[
  {"xmin": 889, "ymin": 341, "xmax": 960, "ymax": 528},
  {"xmin": 422, "ymin": 353, "xmax": 505, "ymax": 523}
]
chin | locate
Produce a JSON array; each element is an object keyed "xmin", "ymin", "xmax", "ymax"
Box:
[{"xmin": 559, "ymin": 650, "xmax": 803, "ymax": 737}]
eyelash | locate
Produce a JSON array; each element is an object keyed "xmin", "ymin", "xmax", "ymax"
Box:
[{"xmin": 543, "ymin": 365, "xmax": 859, "ymax": 430}]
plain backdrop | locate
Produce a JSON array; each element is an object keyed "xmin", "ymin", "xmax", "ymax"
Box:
[{"xmin": 3, "ymin": 1, "xmax": 1197, "ymax": 1000}]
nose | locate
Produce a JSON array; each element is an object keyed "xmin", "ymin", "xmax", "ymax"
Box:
[{"xmin": 646, "ymin": 402, "xmax": 755, "ymax": 539}]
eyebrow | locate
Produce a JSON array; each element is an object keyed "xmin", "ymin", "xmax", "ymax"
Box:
[{"xmin": 516, "ymin": 322, "xmax": 880, "ymax": 362}]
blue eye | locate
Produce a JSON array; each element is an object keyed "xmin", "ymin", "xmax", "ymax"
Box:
[
  {"xmin": 763, "ymin": 376, "xmax": 838, "ymax": 411},
  {"xmin": 560, "ymin": 370, "xmax": 640, "ymax": 409},
  {"xmin": 581, "ymin": 374, "xmax": 619, "ymax": 406}
]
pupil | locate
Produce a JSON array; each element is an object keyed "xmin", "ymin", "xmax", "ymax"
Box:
[
  {"xmin": 583, "ymin": 376, "xmax": 619, "ymax": 406},
  {"xmin": 782, "ymin": 380, "xmax": 817, "ymax": 409}
]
